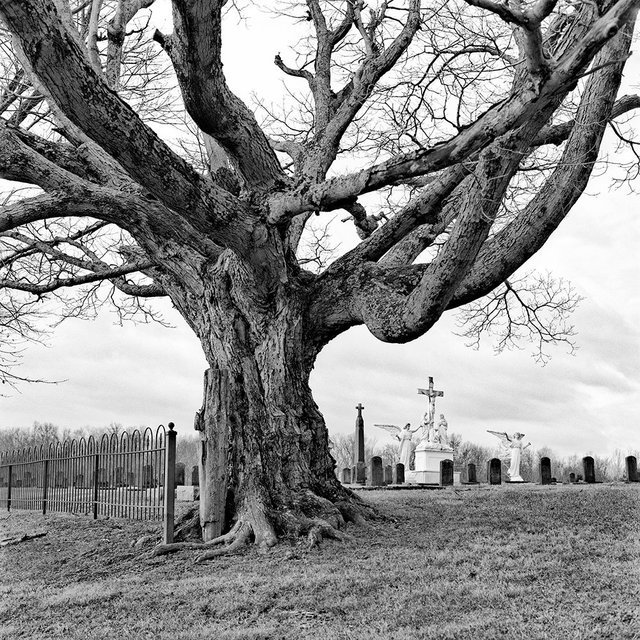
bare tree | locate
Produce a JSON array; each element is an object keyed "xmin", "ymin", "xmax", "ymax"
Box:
[{"xmin": 0, "ymin": 0, "xmax": 638, "ymax": 553}]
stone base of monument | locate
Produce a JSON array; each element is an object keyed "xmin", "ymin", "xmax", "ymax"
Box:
[
  {"xmin": 406, "ymin": 446, "xmax": 455, "ymax": 485},
  {"xmin": 176, "ymin": 485, "xmax": 199, "ymax": 501}
]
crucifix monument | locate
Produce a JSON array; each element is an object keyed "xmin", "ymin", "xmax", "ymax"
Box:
[
  {"xmin": 406, "ymin": 375, "xmax": 455, "ymax": 484},
  {"xmin": 417, "ymin": 376, "xmax": 444, "ymax": 444}
]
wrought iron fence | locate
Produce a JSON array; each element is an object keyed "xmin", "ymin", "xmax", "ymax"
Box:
[{"xmin": 0, "ymin": 423, "xmax": 176, "ymax": 542}]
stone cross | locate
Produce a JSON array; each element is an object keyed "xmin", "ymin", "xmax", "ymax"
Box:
[
  {"xmin": 353, "ymin": 403, "xmax": 366, "ymax": 484},
  {"xmin": 417, "ymin": 376, "xmax": 444, "ymax": 433},
  {"xmin": 354, "ymin": 403, "xmax": 365, "ymax": 466}
]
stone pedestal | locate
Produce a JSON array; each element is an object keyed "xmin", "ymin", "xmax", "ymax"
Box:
[
  {"xmin": 406, "ymin": 445, "xmax": 454, "ymax": 484},
  {"xmin": 176, "ymin": 485, "xmax": 199, "ymax": 501}
]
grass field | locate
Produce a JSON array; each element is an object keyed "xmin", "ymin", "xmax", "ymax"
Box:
[{"xmin": 1, "ymin": 484, "xmax": 639, "ymax": 640}]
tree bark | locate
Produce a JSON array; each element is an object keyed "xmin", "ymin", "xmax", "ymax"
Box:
[{"xmin": 168, "ymin": 255, "xmax": 362, "ymax": 549}]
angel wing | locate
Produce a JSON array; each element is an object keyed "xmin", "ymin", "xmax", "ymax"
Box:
[
  {"xmin": 373, "ymin": 424, "xmax": 402, "ymax": 436},
  {"xmin": 487, "ymin": 430, "xmax": 512, "ymax": 462},
  {"xmin": 486, "ymin": 430, "xmax": 511, "ymax": 446}
]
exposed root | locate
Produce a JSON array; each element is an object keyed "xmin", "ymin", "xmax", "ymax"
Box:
[
  {"xmin": 152, "ymin": 486, "xmax": 377, "ymax": 559},
  {"xmin": 196, "ymin": 522, "xmax": 253, "ymax": 562},
  {"xmin": 1, "ymin": 531, "xmax": 47, "ymax": 547},
  {"xmin": 151, "ymin": 521, "xmax": 244, "ymax": 557},
  {"xmin": 304, "ymin": 517, "xmax": 354, "ymax": 550}
]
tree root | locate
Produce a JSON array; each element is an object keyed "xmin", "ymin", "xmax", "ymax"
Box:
[
  {"xmin": 0, "ymin": 531, "xmax": 47, "ymax": 547},
  {"xmin": 151, "ymin": 487, "xmax": 375, "ymax": 559},
  {"xmin": 195, "ymin": 522, "xmax": 253, "ymax": 562}
]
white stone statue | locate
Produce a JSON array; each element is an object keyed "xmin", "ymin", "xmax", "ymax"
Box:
[
  {"xmin": 417, "ymin": 411, "xmax": 437, "ymax": 446},
  {"xmin": 487, "ymin": 430, "xmax": 531, "ymax": 481},
  {"xmin": 437, "ymin": 413, "xmax": 449, "ymax": 448},
  {"xmin": 373, "ymin": 422, "xmax": 420, "ymax": 471}
]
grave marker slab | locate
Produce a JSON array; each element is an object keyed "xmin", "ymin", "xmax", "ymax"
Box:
[
  {"xmin": 626, "ymin": 456, "xmax": 639, "ymax": 483},
  {"xmin": 369, "ymin": 456, "xmax": 384, "ymax": 487},
  {"xmin": 342, "ymin": 468, "xmax": 352, "ymax": 484},
  {"xmin": 540, "ymin": 457, "xmax": 552, "ymax": 485},
  {"xmin": 175, "ymin": 462, "xmax": 186, "ymax": 486},
  {"xmin": 488, "ymin": 458, "xmax": 502, "ymax": 485},
  {"xmin": 582, "ymin": 456, "xmax": 596, "ymax": 484},
  {"xmin": 467, "ymin": 463, "xmax": 478, "ymax": 484},
  {"xmin": 384, "ymin": 465, "xmax": 393, "ymax": 485},
  {"xmin": 394, "ymin": 463, "xmax": 405, "ymax": 485},
  {"xmin": 191, "ymin": 465, "xmax": 199, "ymax": 486},
  {"xmin": 440, "ymin": 459, "xmax": 454, "ymax": 486},
  {"xmin": 569, "ymin": 472, "xmax": 576, "ymax": 483}
]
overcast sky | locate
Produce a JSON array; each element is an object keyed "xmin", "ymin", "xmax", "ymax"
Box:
[{"xmin": 1, "ymin": 6, "xmax": 639, "ymax": 459}]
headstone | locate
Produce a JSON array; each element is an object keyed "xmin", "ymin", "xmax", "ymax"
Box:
[
  {"xmin": 582, "ymin": 456, "xmax": 596, "ymax": 484},
  {"xmin": 141, "ymin": 465, "xmax": 154, "ymax": 488},
  {"xmin": 384, "ymin": 465, "xmax": 393, "ymax": 485},
  {"xmin": 191, "ymin": 465, "xmax": 199, "ymax": 486},
  {"xmin": 354, "ymin": 403, "xmax": 366, "ymax": 484},
  {"xmin": 98, "ymin": 467, "xmax": 108, "ymax": 488},
  {"xmin": 175, "ymin": 462, "xmax": 186, "ymax": 486},
  {"xmin": 126, "ymin": 471, "xmax": 135, "ymax": 486},
  {"xmin": 115, "ymin": 467, "xmax": 124, "ymax": 486},
  {"xmin": 467, "ymin": 463, "xmax": 478, "ymax": 484},
  {"xmin": 569, "ymin": 472, "xmax": 576, "ymax": 483},
  {"xmin": 341, "ymin": 468, "xmax": 352, "ymax": 484},
  {"xmin": 625, "ymin": 456, "xmax": 639, "ymax": 482},
  {"xmin": 74, "ymin": 473, "xmax": 84, "ymax": 488},
  {"xmin": 55, "ymin": 471, "xmax": 67, "ymax": 488},
  {"xmin": 488, "ymin": 458, "xmax": 502, "ymax": 485},
  {"xmin": 23, "ymin": 472, "xmax": 33, "ymax": 488},
  {"xmin": 540, "ymin": 457, "xmax": 552, "ymax": 485},
  {"xmin": 369, "ymin": 456, "xmax": 384, "ymax": 487},
  {"xmin": 440, "ymin": 459, "xmax": 454, "ymax": 486},
  {"xmin": 394, "ymin": 463, "xmax": 405, "ymax": 484}
]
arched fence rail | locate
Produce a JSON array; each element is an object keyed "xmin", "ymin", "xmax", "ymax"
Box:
[{"xmin": 0, "ymin": 423, "xmax": 176, "ymax": 543}]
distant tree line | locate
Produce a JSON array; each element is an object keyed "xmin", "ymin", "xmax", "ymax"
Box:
[{"xmin": 1, "ymin": 424, "xmax": 637, "ymax": 483}]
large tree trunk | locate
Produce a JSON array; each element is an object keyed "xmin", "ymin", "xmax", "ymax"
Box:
[{"xmin": 168, "ymin": 252, "xmax": 363, "ymax": 552}]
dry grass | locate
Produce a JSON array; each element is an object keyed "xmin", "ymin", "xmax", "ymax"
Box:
[{"xmin": 1, "ymin": 484, "xmax": 639, "ymax": 640}]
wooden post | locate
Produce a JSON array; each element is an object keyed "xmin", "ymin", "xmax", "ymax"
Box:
[
  {"xmin": 42, "ymin": 460, "xmax": 49, "ymax": 515},
  {"xmin": 196, "ymin": 368, "xmax": 229, "ymax": 542},
  {"xmin": 7, "ymin": 465, "xmax": 12, "ymax": 511},
  {"xmin": 163, "ymin": 422, "xmax": 177, "ymax": 544},
  {"xmin": 92, "ymin": 453, "xmax": 100, "ymax": 519}
]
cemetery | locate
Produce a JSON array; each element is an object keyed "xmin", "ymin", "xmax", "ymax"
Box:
[
  {"xmin": 2, "ymin": 375, "xmax": 638, "ymax": 638},
  {"xmin": 1, "ymin": 0, "xmax": 640, "ymax": 637}
]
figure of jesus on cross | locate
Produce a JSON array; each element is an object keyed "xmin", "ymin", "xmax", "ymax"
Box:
[{"xmin": 418, "ymin": 376, "xmax": 444, "ymax": 443}]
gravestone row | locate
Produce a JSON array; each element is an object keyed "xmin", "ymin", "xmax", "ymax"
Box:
[{"xmin": 338, "ymin": 454, "xmax": 640, "ymax": 485}]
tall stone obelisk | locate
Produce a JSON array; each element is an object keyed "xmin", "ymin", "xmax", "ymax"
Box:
[{"xmin": 354, "ymin": 403, "xmax": 366, "ymax": 484}]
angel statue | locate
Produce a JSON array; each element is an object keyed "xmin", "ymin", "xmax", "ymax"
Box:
[
  {"xmin": 487, "ymin": 431, "xmax": 532, "ymax": 482},
  {"xmin": 374, "ymin": 423, "xmax": 421, "ymax": 471},
  {"xmin": 437, "ymin": 414, "xmax": 449, "ymax": 448}
]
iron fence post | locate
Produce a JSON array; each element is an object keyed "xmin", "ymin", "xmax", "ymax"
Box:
[
  {"xmin": 93, "ymin": 453, "xmax": 100, "ymax": 519},
  {"xmin": 7, "ymin": 465, "xmax": 12, "ymax": 511},
  {"xmin": 163, "ymin": 422, "xmax": 176, "ymax": 544},
  {"xmin": 42, "ymin": 459, "xmax": 49, "ymax": 515}
]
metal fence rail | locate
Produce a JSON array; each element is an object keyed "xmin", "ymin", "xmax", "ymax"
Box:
[{"xmin": 0, "ymin": 423, "xmax": 176, "ymax": 542}]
